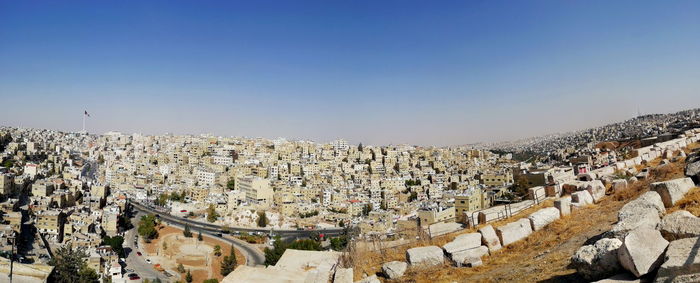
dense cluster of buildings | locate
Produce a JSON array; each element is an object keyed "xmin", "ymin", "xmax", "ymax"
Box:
[{"xmin": 0, "ymin": 109, "xmax": 698, "ymax": 281}]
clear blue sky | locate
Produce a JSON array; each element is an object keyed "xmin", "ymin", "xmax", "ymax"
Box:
[{"xmin": 1, "ymin": 1, "xmax": 698, "ymax": 145}]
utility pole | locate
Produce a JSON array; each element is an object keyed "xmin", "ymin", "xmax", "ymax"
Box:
[{"xmin": 8, "ymin": 234, "xmax": 15, "ymax": 283}]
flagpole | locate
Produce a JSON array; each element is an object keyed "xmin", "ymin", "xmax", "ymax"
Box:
[{"xmin": 82, "ymin": 112, "xmax": 86, "ymax": 133}]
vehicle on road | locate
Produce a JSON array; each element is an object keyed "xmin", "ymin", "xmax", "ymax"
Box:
[
  {"xmin": 136, "ymin": 252, "xmax": 142, "ymax": 256},
  {"xmin": 145, "ymin": 259, "xmax": 152, "ymax": 264}
]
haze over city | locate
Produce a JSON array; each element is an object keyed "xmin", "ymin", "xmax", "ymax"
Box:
[{"xmin": 1, "ymin": 1, "xmax": 699, "ymax": 145}]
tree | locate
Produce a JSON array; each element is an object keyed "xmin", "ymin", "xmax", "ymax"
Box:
[
  {"xmin": 203, "ymin": 280, "xmax": 219, "ymax": 283},
  {"xmin": 101, "ymin": 235, "xmax": 125, "ymax": 258},
  {"xmin": 207, "ymin": 204, "xmax": 219, "ymax": 223},
  {"xmin": 177, "ymin": 263, "xmax": 186, "ymax": 273},
  {"xmin": 338, "ymin": 220, "xmax": 344, "ymax": 227},
  {"xmin": 198, "ymin": 230, "xmax": 203, "ymax": 241},
  {"xmin": 221, "ymin": 245, "xmax": 238, "ymax": 276},
  {"xmin": 185, "ymin": 269, "xmax": 193, "ymax": 283},
  {"xmin": 408, "ymin": 191, "xmax": 418, "ymax": 202},
  {"xmin": 138, "ymin": 214, "xmax": 158, "ymax": 241},
  {"xmin": 162, "ymin": 241, "xmax": 168, "ymax": 251},
  {"xmin": 362, "ymin": 203, "xmax": 373, "ymax": 216},
  {"xmin": 97, "ymin": 154, "xmax": 105, "ymax": 164},
  {"xmin": 214, "ymin": 245, "xmax": 222, "ymax": 257},
  {"xmin": 257, "ymin": 211, "xmax": 268, "ymax": 227},
  {"xmin": 264, "ymin": 237, "xmax": 321, "ymax": 266},
  {"xmin": 330, "ymin": 236, "xmax": 348, "ymax": 251},
  {"xmin": 183, "ymin": 224, "xmax": 193, "ymax": 238},
  {"xmin": 49, "ymin": 245, "xmax": 99, "ymax": 283},
  {"xmin": 226, "ymin": 179, "xmax": 235, "ymax": 190},
  {"xmin": 156, "ymin": 193, "xmax": 169, "ymax": 206},
  {"xmin": 358, "ymin": 142, "xmax": 363, "ymax": 152}
]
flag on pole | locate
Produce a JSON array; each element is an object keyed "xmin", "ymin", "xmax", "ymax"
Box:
[{"xmin": 84, "ymin": 110, "xmax": 90, "ymax": 117}]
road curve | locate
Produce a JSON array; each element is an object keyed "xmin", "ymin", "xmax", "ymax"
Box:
[
  {"xmin": 129, "ymin": 201, "xmax": 346, "ymax": 237},
  {"xmin": 130, "ymin": 202, "xmax": 266, "ymax": 266}
]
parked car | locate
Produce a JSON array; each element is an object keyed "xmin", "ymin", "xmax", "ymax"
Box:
[{"xmin": 136, "ymin": 252, "xmax": 142, "ymax": 256}]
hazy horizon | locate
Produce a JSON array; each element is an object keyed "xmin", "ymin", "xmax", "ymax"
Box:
[{"xmin": 1, "ymin": 1, "xmax": 699, "ymax": 146}]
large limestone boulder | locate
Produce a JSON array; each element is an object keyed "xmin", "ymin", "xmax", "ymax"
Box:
[
  {"xmin": 658, "ymin": 210, "xmax": 700, "ymax": 241},
  {"xmin": 654, "ymin": 237, "xmax": 700, "ymax": 283},
  {"xmin": 451, "ymin": 246, "xmax": 489, "ymax": 267},
  {"xmin": 612, "ymin": 179, "xmax": 628, "ymax": 193},
  {"xmin": 442, "ymin": 233, "xmax": 482, "ymax": 255},
  {"xmin": 610, "ymin": 209, "xmax": 661, "ymax": 239},
  {"xmin": 334, "ymin": 268, "xmax": 353, "ymax": 283},
  {"xmin": 587, "ymin": 180, "xmax": 607, "ymax": 202},
  {"xmin": 406, "ymin": 246, "xmax": 444, "ymax": 266},
  {"xmin": 528, "ymin": 207, "xmax": 560, "ymax": 231},
  {"xmin": 618, "ymin": 191, "xmax": 665, "ymax": 220},
  {"xmin": 593, "ymin": 273, "xmax": 641, "ymax": 282},
  {"xmin": 571, "ymin": 238, "xmax": 624, "ymax": 281},
  {"xmin": 478, "ymin": 225, "xmax": 502, "ymax": 253},
  {"xmin": 496, "ymin": 218, "xmax": 532, "ymax": 246},
  {"xmin": 609, "ymin": 191, "xmax": 664, "ymax": 238},
  {"xmin": 686, "ymin": 154, "xmax": 700, "ymax": 183},
  {"xmin": 618, "ymin": 228, "xmax": 669, "ymax": 277},
  {"xmin": 651, "ymin": 178, "xmax": 696, "ymax": 208},
  {"xmin": 355, "ymin": 275, "xmax": 380, "ymax": 283},
  {"xmin": 382, "ymin": 261, "xmax": 407, "ymax": 279},
  {"xmin": 554, "ymin": 196, "xmax": 571, "ymax": 217},
  {"xmin": 572, "ymin": 190, "xmax": 594, "ymax": 207}
]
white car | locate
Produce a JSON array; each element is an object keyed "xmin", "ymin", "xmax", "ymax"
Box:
[{"xmin": 145, "ymin": 259, "xmax": 151, "ymax": 264}]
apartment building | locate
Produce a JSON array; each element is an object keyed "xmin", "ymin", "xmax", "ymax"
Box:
[{"xmin": 236, "ymin": 176, "xmax": 273, "ymax": 206}]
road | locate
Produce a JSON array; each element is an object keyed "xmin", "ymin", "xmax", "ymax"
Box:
[
  {"xmin": 130, "ymin": 201, "xmax": 347, "ymax": 238},
  {"xmin": 124, "ymin": 213, "xmax": 169, "ymax": 282},
  {"xmin": 130, "ymin": 204, "xmax": 266, "ymax": 266}
]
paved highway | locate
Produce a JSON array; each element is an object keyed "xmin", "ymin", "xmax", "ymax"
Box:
[
  {"xmin": 130, "ymin": 203, "xmax": 268, "ymax": 266},
  {"xmin": 130, "ymin": 201, "xmax": 347, "ymax": 238}
]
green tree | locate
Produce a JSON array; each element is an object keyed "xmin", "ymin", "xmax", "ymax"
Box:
[
  {"xmin": 162, "ymin": 241, "xmax": 168, "ymax": 251},
  {"xmin": 177, "ymin": 263, "xmax": 186, "ymax": 273},
  {"xmin": 257, "ymin": 211, "xmax": 268, "ymax": 227},
  {"xmin": 183, "ymin": 224, "xmax": 193, "ymax": 238},
  {"xmin": 198, "ymin": 230, "xmax": 203, "ymax": 241},
  {"xmin": 185, "ymin": 269, "xmax": 193, "ymax": 283},
  {"xmin": 221, "ymin": 245, "xmax": 238, "ymax": 276},
  {"xmin": 264, "ymin": 237, "xmax": 321, "ymax": 266},
  {"xmin": 226, "ymin": 179, "xmax": 235, "ymax": 190},
  {"xmin": 214, "ymin": 245, "xmax": 222, "ymax": 257},
  {"xmin": 156, "ymin": 193, "xmax": 169, "ymax": 206},
  {"xmin": 203, "ymin": 280, "xmax": 219, "ymax": 283},
  {"xmin": 408, "ymin": 191, "xmax": 418, "ymax": 202},
  {"xmin": 48, "ymin": 245, "xmax": 99, "ymax": 283},
  {"xmin": 137, "ymin": 214, "xmax": 158, "ymax": 240},
  {"xmin": 97, "ymin": 154, "xmax": 105, "ymax": 164},
  {"xmin": 101, "ymin": 235, "xmax": 125, "ymax": 258},
  {"xmin": 207, "ymin": 204, "xmax": 219, "ymax": 223},
  {"xmin": 330, "ymin": 236, "xmax": 348, "ymax": 251}
]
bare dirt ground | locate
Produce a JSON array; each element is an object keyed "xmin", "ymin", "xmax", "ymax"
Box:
[
  {"xmin": 352, "ymin": 146, "xmax": 694, "ymax": 283},
  {"xmin": 142, "ymin": 225, "xmax": 246, "ymax": 283}
]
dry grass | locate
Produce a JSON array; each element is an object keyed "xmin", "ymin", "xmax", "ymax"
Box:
[
  {"xmin": 350, "ymin": 199, "xmax": 556, "ymax": 279},
  {"xmin": 350, "ymin": 144, "xmax": 698, "ymax": 283},
  {"xmin": 667, "ymin": 187, "xmax": 700, "ymax": 216}
]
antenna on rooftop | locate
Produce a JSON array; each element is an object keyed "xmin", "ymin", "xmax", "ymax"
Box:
[{"xmin": 637, "ymin": 105, "xmax": 641, "ymax": 118}]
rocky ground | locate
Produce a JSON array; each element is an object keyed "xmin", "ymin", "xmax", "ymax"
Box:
[{"xmin": 351, "ymin": 144, "xmax": 696, "ymax": 283}]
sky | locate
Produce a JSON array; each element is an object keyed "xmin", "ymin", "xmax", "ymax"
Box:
[{"xmin": 0, "ymin": 1, "xmax": 699, "ymax": 146}]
